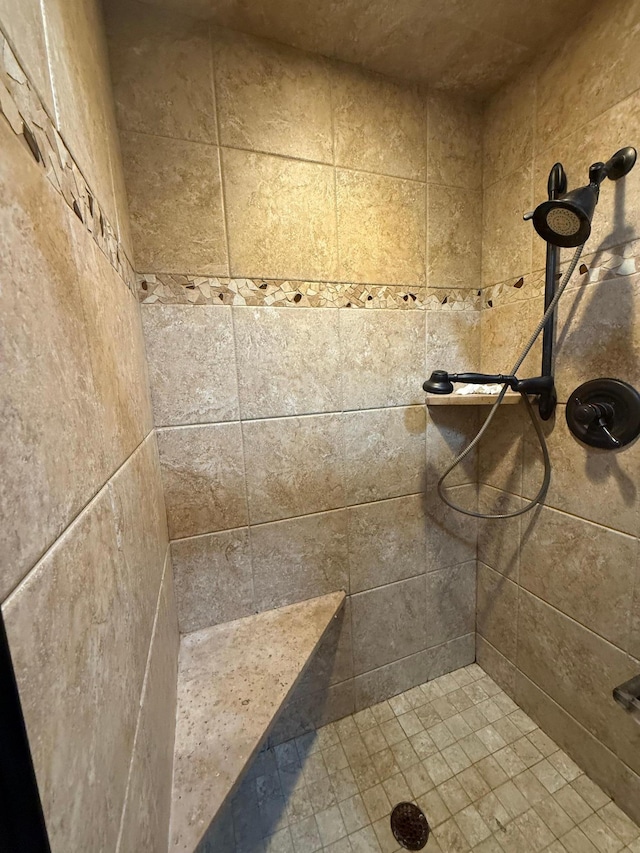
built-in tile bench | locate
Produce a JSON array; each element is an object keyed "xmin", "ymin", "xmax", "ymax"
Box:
[{"xmin": 169, "ymin": 591, "xmax": 346, "ymax": 853}]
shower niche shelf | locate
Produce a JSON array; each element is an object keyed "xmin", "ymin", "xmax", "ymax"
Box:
[
  {"xmin": 425, "ymin": 392, "xmax": 524, "ymax": 406},
  {"xmin": 170, "ymin": 590, "xmax": 346, "ymax": 853}
]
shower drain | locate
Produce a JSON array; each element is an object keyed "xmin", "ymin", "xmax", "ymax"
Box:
[{"xmin": 390, "ymin": 802, "xmax": 430, "ymax": 850}]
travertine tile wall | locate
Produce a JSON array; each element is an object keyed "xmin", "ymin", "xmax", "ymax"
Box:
[
  {"xmin": 476, "ymin": 0, "xmax": 640, "ymax": 823},
  {"xmin": 0, "ymin": 1, "xmax": 178, "ymax": 850},
  {"xmin": 106, "ymin": 0, "xmax": 485, "ymax": 721}
]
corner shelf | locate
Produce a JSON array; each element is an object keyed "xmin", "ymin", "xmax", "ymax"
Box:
[
  {"xmin": 169, "ymin": 591, "xmax": 346, "ymax": 853},
  {"xmin": 425, "ymin": 393, "xmax": 524, "ymax": 406}
]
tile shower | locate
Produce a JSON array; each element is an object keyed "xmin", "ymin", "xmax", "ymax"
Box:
[{"xmin": 0, "ymin": 0, "xmax": 639, "ymax": 850}]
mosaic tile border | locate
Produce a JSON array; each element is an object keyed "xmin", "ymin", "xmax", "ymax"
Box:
[
  {"xmin": 0, "ymin": 29, "xmax": 135, "ymax": 293},
  {"xmin": 137, "ymin": 273, "xmax": 480, "ymax": 311},
  {"xmin": 481, "ymin": 240, "xmax": 639, "ymax": 309}
]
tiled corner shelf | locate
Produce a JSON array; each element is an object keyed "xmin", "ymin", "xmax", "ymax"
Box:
[
  {"xmin": 169, "ymin": 591, "xmax": 346, "ymax": 853},
  {"xmin": 425, "ymin": 393, "xmax": 524, "ymax": 406}
]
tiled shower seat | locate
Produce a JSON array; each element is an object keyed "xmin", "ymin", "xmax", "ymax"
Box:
[{"xmin": 170, "ymin": 592, "xmax": 346, "ymax": 852}]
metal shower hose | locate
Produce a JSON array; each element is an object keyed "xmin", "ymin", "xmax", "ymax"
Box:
[{"xmin": 438, "ymin": 243, "xmax": 585, "ymax": 519}]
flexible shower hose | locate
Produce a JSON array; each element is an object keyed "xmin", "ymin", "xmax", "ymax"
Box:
[{"xmin": 437, "ymin": 243, "xmax": 585, "ymax": 519}]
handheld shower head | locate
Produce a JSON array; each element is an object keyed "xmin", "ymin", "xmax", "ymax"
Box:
[
  {"xmin": 529, "ymin": 146, "xmax": 637, "ymax": 248},
  {"xmin": 423, "ymin": 370, "xmax": 454, "ymax": 394}
]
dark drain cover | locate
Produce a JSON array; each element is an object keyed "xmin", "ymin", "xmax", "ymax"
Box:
[{"xmin": 390, "ymin": 802, "xmax": 430, "ymax": 850}]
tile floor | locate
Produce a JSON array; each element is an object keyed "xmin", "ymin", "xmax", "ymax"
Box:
[{"xmin": 205, "ymin": 664, "xmax": 640, "ymax": 852}]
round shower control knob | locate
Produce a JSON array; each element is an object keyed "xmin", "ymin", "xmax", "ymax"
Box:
[{"xmin": 566, "ymin": 378, "xmax": 640, "ymax": 449}]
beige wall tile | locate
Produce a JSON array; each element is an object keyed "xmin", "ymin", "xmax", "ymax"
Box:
[
  {"xmin": 476, "ymin": 635, "xmax": 517, "ymax": 698},
  {"xmin": 426, "ymin": 310, "xmax": 481, "ymax": 376},
  {"xmin": 348, "ymin": 495, "xmax": 427, "ymax": 593},
  {"xmin": 43, "ymin": 0, "xmax": 119, "ymax": 227},
  {"xmin": 477, "ymin": 404, "xmax": 524, "ymax": 495},
  {"xmin": 480, "ymin": 297, "xmax": 543, "ymax": 378},
  {"xmin": 223, "ymin": 147, "xmax": 337, "ymax": 280},
  {"xmin": 517, "ymin": 590, "xmax": 640, "ymax": 776},
  {"xmin": 535, "ymin": 0, "xmax": 640, "ymax": 153},
  {"xmin": 71, "ymin": 215, "xmax": 153, "ymax": 472},
  {"xmin": 141, "ymin": 305, "xmax": 239, "ymax": 426},
  {"xmin": 343, "ymin": 406, "xmax": 426, "ymax": 505},
  {"xmin": 520, "ymin": 506, "xmax": 636, "ymax": 648},
  {"xmin": 337, "ymin": 168, "xmax": 426, "ymax": 285},
  {"xmin": 427, "ymin": 185, "xmax": 482, "ymax": 289},
  {"xmin": 157, "ymin": 423, "xmax": 247, "ymax": 539},
  {"xmin": 0, "ymin": 123, "xmax": 106, "ymax": 597},
  {"xmin": 533, "ymin": 91, "xmax": 640, "ymax": 270},
  {"xmin": 482, "ymin": 164, "xmax": 533, "ymax": 287},
  {"xmin": 251, "ymin": 510, "xmax": 348, "ymax": 610},
  {"xmin": 426, "ymin": 92, "xmax": 483, "ymax": 190},
  {"xmin": 352, "ymin": 576, "xmax": 427, "ymax": 674},
  {"xmin": 108, "ymin": 436, "xmax": 170, "ymax": 667},
  {"xmin": 476, "ymin": 486, "xmax": 521, "ymax": 581},
  {"xmin": 631, "ymin": 549, "xmax": 640, "ymax": 660},
  {"xmin": 214, "ymin": 29, "xmax": 332, "ymax": 163},
  {"xmin": 0, "ymin": 0, "xmax": 53, "ymax": 112},
  {"xmin": 233, "ymin": 307, "xmax": 341, "ymax": 418},
  {"xmin": 428, "ymin": 633, "xmax": 475, "ymax": 680},
  {"xmin": 106, "ymin": 0, "xmax": 216, "ymax": 143},
  {"xmin": 243, "ymin": 414, "xmax": 344, "ymax": 524},
  {"xmin": 516, "ymin": 671, "xmax": 640, "ymax": 827},
  {"xmin": 354, "ymin": 650, "xmax": 431, "ymax": 711},
  {"xmin": 426, "ymin": 407, "xmax": 479, "ymax": 489},
  {"xmin": 425, "ymin": 484, "xmax": 477, "ymax": 572},
  {"xmin": 171, "ymin": 527, "xmax": 253, "ymax": 632},
  {"xmin": 426, "ymin": 561, "xmax": 476, "ymax": 647},
  {"xmin": 522, "ymin": 406, "xmax": 640, "ymax": 537},
  {"xmin": 554, "ymin": 274, "xmax": 640, "ymax": 406},
  {"xmin": 118, "ymin": 552, "xmax": 179, "ymax": 853},
  {"xmin": 332, "ymin": 64, "xmax": 425, "ymax": 180},
  {"xmin": 483, "ymin": 72, "xmax": 536, "ymax": 189},
  {"xmin": 108, "ymin": 123, "xmax": 135, "ymax": 259},
  {"xmin": 121, "ymin": 131, "xmax": 227, "ymax": 275},
  {"xmin": 3, "ymin": 477, "xmax": 158, "ymax": 852},
  {"xmin": 476, "ymin": 562, "xmax": 518, "ymax": 661},
  {"xmin": 341, "ymin": 310, "xmax": 426, "ymax": 410}
]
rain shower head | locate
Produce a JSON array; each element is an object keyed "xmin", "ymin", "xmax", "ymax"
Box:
[{"xmin": 530, "ymin": 146, "xmax": 637, "ymax": 248}]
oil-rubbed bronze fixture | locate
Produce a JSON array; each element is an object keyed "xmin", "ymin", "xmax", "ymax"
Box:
[{"xmin": 566, "ymin": 378, "xmax": 640, "ymax": 448}]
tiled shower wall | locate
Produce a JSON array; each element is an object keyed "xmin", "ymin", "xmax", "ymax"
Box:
[
  {"xmin": 106, "ymin": 0, "xmax": 485, "ymax": 721},
  {"xmin": 0, "ymin": 1, "xmax": 178, "ymax": 851},
  {"xmin": 476, "ymin": 0, "xmax": 640, "ymax": 823}
]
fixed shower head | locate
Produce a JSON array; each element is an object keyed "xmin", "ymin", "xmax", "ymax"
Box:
[
  {"xmin": 530, "ymin": 146, "xmax": 637, "ymax": 248},
  {"xmin": 532, "ymin": 184, "xmax": 598, "ymax": 247},
  {"xmin": 423, "ymin": 370, "xmax": 454, "ymax": 394}
]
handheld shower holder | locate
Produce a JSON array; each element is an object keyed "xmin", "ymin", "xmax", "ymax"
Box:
[{"xmin": 422, "ymin": 371, "xmax": 554, "ymax": 397}]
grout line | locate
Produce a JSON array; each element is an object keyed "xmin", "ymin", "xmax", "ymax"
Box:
[
  {"xmin": 1, "ymin": 430, "xmax": 156, "ymax": 607},
  {"xmin": 478, "ymin": 480, "xmax": 639, "ymax": 539},
  {"xmin": 125, "ymin": 122, "xmax": 432, "ymax": 187},
  {"xmin": 155, "ymin": 402, "xmax": 429, "ymax": 432},
  {"xmin": 210, "ymin": 26, "xmax": 232, "ymax": 279},
  {"xmin": 115, "ymin": 543, "xmax": 171, "ymax": 853},
  {"xmin": 226, "ymin": 298, "xmax": 255, "ymax": 605}
]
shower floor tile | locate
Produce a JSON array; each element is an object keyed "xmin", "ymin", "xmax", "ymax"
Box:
[{"xmin": 206, "ymin": 664, "xmax": 640, "ymax": 852}]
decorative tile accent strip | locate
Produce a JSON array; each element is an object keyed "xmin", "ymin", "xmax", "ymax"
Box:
[
  {"xmin": 137, "ymin": 273, "xmax": 480, "ymax": 310},
  {"xmin": 0, "ymin": 29, "xmax": 135, "ymax": 292},
  {"xmin": 481, "ymin": 239, "xmax": 639, "ymax": 309}
]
